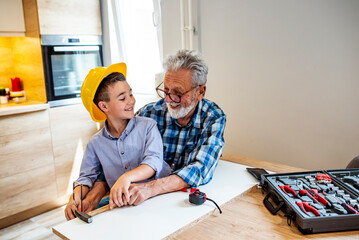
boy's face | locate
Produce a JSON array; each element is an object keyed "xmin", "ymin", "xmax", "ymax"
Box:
[{"xmin": 100, "ymin": 81, "xmax": 135, "ymax": 120}]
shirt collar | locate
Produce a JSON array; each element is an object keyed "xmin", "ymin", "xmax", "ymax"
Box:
[
  {"xmin": 191, "ymin": 100, "xmax": 203, "ymax": 128},
  {"xmin": 103, "ymin": 117, "xmax": 136, "ymax": 140}
]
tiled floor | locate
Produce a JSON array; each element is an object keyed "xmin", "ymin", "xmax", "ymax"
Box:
[{"xmin": 0, "ymin": 206, "xmax": 67, "ymax": 240}]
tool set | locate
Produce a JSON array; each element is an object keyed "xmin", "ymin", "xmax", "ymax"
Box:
[{"xmin": 261, "ymin": 168, "xmax": 359, "ymax": 234}]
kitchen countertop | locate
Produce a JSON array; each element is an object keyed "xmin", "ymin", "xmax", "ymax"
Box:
[{"xmin": 0, "ymin": 101, "xmax": 49, "ymax": 116}]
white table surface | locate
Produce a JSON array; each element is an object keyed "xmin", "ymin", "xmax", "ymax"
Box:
[{"xmin": 53, "ymin": 160, "xmax": 259, "ymax": 240}]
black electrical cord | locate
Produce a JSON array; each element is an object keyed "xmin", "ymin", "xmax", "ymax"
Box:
[{"xmin": 206, "ymin": 197, "xmax": 222, "ymax": 214}]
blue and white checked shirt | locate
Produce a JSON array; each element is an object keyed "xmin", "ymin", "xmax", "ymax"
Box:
[
  {"xmin": 137, "ymin": 98, "xmax": 226, "ymax": 187},
  {"xmin": 76, "ymin": 116, "xmax": 171, "ymax": 189}
]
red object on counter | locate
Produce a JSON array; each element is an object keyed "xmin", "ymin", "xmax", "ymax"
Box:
[{"xmin": 11, "ymin": 77, "xmax": 22, "ymax": 91}]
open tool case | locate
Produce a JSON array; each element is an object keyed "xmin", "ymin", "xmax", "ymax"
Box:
[{"xmin": 260, "ymin": 168, "xmax": 359, "ymax": 234}]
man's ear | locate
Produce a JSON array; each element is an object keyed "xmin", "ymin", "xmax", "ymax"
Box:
[
  {"xmin": 98, "ymin": 101, "xmax": 108, "ymax": 113},
  {"xmin": 198, "ymin": 85, "xmax": 206, "ymax": 101}
]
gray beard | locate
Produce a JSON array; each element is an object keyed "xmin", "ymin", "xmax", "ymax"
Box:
[{"xmin": 166, "ymin": 100, "xmax": 196, "ymax": 119}]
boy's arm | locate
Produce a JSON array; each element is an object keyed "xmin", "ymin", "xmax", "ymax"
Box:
[
  {"xmin": 140, "ymin": 120, "xmax": 171, "ymax": 178},
  {"xmin": 109, "ymin": 164, "xmax": 155, "ymax": 209},
  {"xmin": 64, "ymin": 139, "xmax": 105, "ymax": 220}
]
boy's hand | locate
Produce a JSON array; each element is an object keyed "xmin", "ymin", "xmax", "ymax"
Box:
[{"xmin": 109, "ymin": 175, "xmax": 131, "ymax": 209}]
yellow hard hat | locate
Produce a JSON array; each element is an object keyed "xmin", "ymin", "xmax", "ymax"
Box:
[{"xmin": 81, "ymin": 63, "xmax": 127, "ymax": 122}]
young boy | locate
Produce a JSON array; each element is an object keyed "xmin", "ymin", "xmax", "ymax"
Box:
[{"xmin": 67, "ymin": 63, "xmax": 170, "ymax": 220}]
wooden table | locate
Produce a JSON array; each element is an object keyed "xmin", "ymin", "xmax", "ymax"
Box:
[{"xmin": 171, "ymin": 154, "xmax": 359, "ymax": 239}]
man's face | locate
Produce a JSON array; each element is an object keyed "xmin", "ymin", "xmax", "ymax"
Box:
[
  {"xmin": 101, "ymin": 81, "xmax": 136, "ymax": 120},
  {"xmin": 163, "ymin": 69, "xmax": 203, "ymax": 119}
]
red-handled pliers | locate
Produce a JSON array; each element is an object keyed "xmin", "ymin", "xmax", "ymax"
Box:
[
  {"xmin": 279, "ymin": 185, "xmax": 297, "ymax": 198},
  {"xmin": 310, "ymin": 189, "xmax": 332, "ymax": 208},
  {"xmin": 299, "ymin": 189, "xmax": 320, "ymax": 204},
  {"xmin": 296, "ymin": 201, "xmax": 310, "ymax": 216},
  {"xmin": 302, "ymin": 202, "xmax": 321, "ymax": 216}
]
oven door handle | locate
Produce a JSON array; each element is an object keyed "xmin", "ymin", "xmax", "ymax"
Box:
[{"xmin": 53, "ymin": 46, "xmax": 100, "ymax": 52}]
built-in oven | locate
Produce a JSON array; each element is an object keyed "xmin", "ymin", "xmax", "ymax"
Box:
[{"xmin": 41, "ymin": 35, "xmax": 103, "ymax": 107}]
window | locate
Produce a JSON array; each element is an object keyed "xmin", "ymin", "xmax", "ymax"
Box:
[{"xmin": 104, "ymin": 0, "xmax": 163, "ymax": 96}]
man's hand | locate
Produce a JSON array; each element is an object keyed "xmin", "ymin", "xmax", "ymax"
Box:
[
  {"xmin": 64, "ymin": 195, "xmax": 78, "ymax": 221},
  {"xmin": 109, "ymin": 175, "xmax": 131, "ymax": 209},
  {"xmin": 64, "ymin": 196, "xmax": 96, "ymax": 221},
  {"xmin": 64, "ymin": 181, "xmax": 108, "ymax": 221},
  {"xmin": 64, "ymin": 185, "xmax": 90, "ymax": 221},
  {"xmin": 127, "ymin": 182, "xmax": 153, "ymax": 206}
]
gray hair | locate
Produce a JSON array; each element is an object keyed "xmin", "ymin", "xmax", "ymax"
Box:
[{"xmin": 163, "ymin": 50, "xmax": 208, "ymax": 86}]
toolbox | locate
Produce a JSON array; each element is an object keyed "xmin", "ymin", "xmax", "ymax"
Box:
[{"xmin": 260, "ymin": 168, "xmax": 359, "ymax": 234}]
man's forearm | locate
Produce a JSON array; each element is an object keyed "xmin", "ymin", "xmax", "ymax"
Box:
[
  {"xmin": 150, "ymin": 174, "xmax": 189, "ymax": 197},
  {"xmin": 84, "ymin": 181, "xmax": 109, "ymax": 207},
  {"xmin": 128, "ymin": 174, "xmax": 189, "ymax": 206}
]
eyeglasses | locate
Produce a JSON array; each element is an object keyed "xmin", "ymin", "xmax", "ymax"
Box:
[{"xmin": 155, "ymin": 81, "xmax": 198, "ymax": 103}]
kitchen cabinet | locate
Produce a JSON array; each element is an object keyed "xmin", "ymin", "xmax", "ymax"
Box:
[
  {"xmin": 0, "ymin": 109, "xmax": 57, "ymax": 222},
  {"xmin": 0, "ymin": 104, "xmax": 101, "ymax": 228},
  {"xmin": 0, "ymin": 0, "xmax": 25, "ymax": 36},
  {"xmin": 37, "ymin": 0, "xmax": 102, "ymax": 35},
  {"xmin": 49, "ymin": 104, "xmax": 102, "ymax": 198}
]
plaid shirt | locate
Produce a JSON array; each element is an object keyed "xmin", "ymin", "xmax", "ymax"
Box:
[{"xmin": 137, "ymin": 98, "xmax": 226, "ymax": 187}]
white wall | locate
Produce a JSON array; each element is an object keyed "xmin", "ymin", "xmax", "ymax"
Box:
[{"xmin": 161, "ymin": 0, "xmax": 359, "ymax": 170}]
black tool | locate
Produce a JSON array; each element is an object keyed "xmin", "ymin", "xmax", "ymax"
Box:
[
  {"xmin": 342, "ymin": 176, "xmax": 359, "ymax": 190},
  {"xmin": 247, "ymin": 168, "xmax": 269, "ymax": 180},
  {"xmin": 72, "ymin": 181, "xmax": 117, "ymax": 223},
  {"xmin": 276, "ymin": 177, "xmax": 296, "ymax": 185},
  {"xmin": 340, "ymin": 202, "xmax": 358, "ymax": 214},
  {"xmin": 75, "ymin": 204, "xmax": 115, "ymax": 223},
  {"xmin": 189, "ymin": 189, "xmax": 222, "ymax": 214},
  {"xmin": 75, "ymin": 210, "xmax": 93, "ymax": 223},
  {"xmin": 324, "ymin": 193, "xmax": 359, "ymax": 214}
]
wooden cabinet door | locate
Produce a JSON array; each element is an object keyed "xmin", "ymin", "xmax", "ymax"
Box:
[
  {"xmin": 0, "ymin": 0, "xmax": 25, "ymax": 36},
  {"xmin": 37, "ymin": 0, "xmax": 102, "ymax": 35},
  {"xmin": 0, "ymin": 110, "xmax": 57, "ymax": 219}
]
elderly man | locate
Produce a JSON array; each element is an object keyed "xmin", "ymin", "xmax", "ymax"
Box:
[{"xmin": 65, "ymin": 50, "xmax": 226, "ymax": 219}]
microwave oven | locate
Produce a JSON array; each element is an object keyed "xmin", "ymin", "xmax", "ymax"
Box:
[{"xmin": 41, "ymin": 35, "xmax": 103, "ymax": 107}]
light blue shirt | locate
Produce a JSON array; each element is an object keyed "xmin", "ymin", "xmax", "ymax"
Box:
[{"xmin": 76, "ymin": 116, "xmax": 171, "ymax": 189}]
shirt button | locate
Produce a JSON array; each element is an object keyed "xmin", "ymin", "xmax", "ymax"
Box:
[
  {"xmin": 125, "ymin": 165, "xmax": 128, "ymax": 169},
  {"xmin": 121, "ymin": 151, "xmax": 124, "ymax": 155}
]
